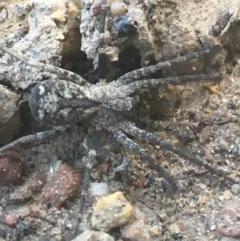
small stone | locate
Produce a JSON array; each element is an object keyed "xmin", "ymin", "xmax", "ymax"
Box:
[
  {"xmin": 91, "ymin": 191, "xmax": 133, "ymax": 232},
  {"xmin": 110, "ymin": 0, "xmax": 127, "ymax": 17},
  {"xmin": 149, "ymin": 225, "xmax": 161, "ymax": 236},
  {"xmin": 0, "ymin": 151, "xmax": 23, "ymax": 184},
  {"xmin": 215, "ymin": 209, "xmax": 240, "ymax": 237},
  {"xmin": 0, "ymin": 65, "xmax": 21, "ymax": 145},
  {"xmin": 168, "ymin": 223, "xmax": 182, "ymax": 234},
  {"xmin": 231, "ymin": 184, "xmax": 240, "ymax": 194},
  {"xmin": 42, "ymin": 163, "xmax": 81, "ymax": 207},
  {"xmin": 72, "ymin": 230, "xmax": 114, "ymax": 241},
  {"xmin": 223, "ymin": 190, "xmax": 233, "ymax": 200},
  {"xmin": 121, "ymin": 208, "xmax": 161, "ymax": 241},
  {"xmin": 218, "ymin": 195, "xmax": 224, "ymax": 201},
  {"xmin": 91, "ymin": 1, "xmax": 102, "ymax": 16},
  {"xmin": 210, "ymin": 225, "xmax": 216, "ymax": 231},
  {"xmin": 199, "ymin": 183, "xmax": 207, "ymax": 189},
  {"xmin": 2, "ymin": 206, "xmax": 30, "ymax": 227},
  {"xmin": 198, "ymin": 196, "xmax": 207, "ymax": 206},
  {"xmin": 90, "ymin": 182, "xmax": 109, "ymax": 197}
]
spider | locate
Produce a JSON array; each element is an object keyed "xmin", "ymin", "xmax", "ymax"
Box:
[
  {"xmin": 0, "ymin": 44, "xmax": 233, "ymax": 184},
  {"xmin": 0, "ymin": 3, "xmax": 236, "ymax": 237},
  {"xmin": 0, "ymin": 41, "xmax": 235, "ymax": 237}
]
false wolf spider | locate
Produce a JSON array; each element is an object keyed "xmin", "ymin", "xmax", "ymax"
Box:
[{"xmin": 0, "ymin": 45, "xmax": 234, "ymax": 235}]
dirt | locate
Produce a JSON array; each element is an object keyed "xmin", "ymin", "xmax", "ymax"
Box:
[{"xmin": 0, "ymin": 0, "xmax": 240, "ymax": 241}]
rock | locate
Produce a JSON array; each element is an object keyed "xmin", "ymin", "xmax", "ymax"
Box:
[
  {"xmin": 168, "ymin": 223, "xmax": 183, "ymax": 235},
  {"xmin": 0, "ymin": 84, "xmax": 21, "ymax": 145},
  {"xmin": 215, "ymin": 209, "xmax": 240, "ymax": 237},
  {"xmin": 72, "ymin": 230, "xmax": 114, "ymax": 241},
  {"xmin": 215, "ymin": 200, "xmax": 240, "ymax": 237},
  {"xmin": 42, "ymin": 162, "xmax": 81, "ymax": 207},
  {"xmin": 90, "ymin": 182, "xmax": 109, "ymax": 197},
  {"xmin": 2, "ymin": 204, "xmax": 42, "ymax": 227},
  {"xmin": 110, "ymin": 0, "xmax": 127, "ymax": 18},
  {"xmin": 0, "ymin": 0, "xmax": 80, "ymax": 90},
  {"xmin": 223, "ymin": 190, "xmax": 233, "ymax": 200},
  {"xmin": 218, "ymin": 8, "xmax": 240, "ymax": 51},
  {"xmin": 0, "ymin": 150, "xmax": 23, "ymax": 184},
  {"xmin": 2, "ymin": 206, "xmax": 30, "ymax": 227},
  {"xmin": 91, "ymin": 191, "xmax": 133, "ymax": 232},
  {"xmin": 121, "ymin": 208, "xmax": 161, "ymax": 241},
  {"xmin": 231, "ymin": 184, "xmax": 240, "ymax": 194}
]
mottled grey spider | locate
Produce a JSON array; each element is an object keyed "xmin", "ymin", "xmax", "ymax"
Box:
[
  {"xmin": 0, "ymin": 45, "xmax": 234, "ymax": 235},
  {"xmin": 0, "ymin": 45, "xmax": 233, "ymax": 185}
]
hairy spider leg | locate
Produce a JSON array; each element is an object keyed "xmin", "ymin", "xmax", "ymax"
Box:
[
  {"xmin": 117, "ymin": 46, "xmax": 221, "ymax": 83},
  {"xmin": 74, "ymin": 131, "xmax": 101, "ymax": 236},
  {"xmin": 126, "ymin": 74, "xmax": 221, "ymax": 91},
  {"xmin": 119, "ymin": 121, "xmax": 234, "ymax": 183},
  {"xmin": 109, "ymin": 127, "xmax": 178, "ymax": 192},
  {"xmin": 0, "ymin": 129, "xmax": 66, "ymax": 153},
  {"xmin": 0, "ymin": 46, "xmax": 88, "ymax": 86}
]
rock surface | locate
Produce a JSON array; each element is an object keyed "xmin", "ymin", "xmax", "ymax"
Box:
[{"xmin": 0, "ymin": 85, "xmax": 21, "ymax": 145}]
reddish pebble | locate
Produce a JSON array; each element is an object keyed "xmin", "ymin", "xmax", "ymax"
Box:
[
  {"xmin": 215, "ymin": 209, "xmax": 240, "ymax": 237},
  {"xmin": 91, "ymin": 1, "xmax": 102, "ymax": 16},
  {"xmin": 0, "ymin": 151, "xmax": 23, "ymax": 184},
  {"xmin": 42, "ymin": 163, "xmax": 81, "ymax": 207},
  {"xmin": 2, "ymin": 206, "xmax": 30, "ymax": 227}
]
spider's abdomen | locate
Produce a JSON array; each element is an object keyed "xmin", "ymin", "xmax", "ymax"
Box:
[{"xmin": 29, "ymin": 79, "xmax": 97, "ymax": 126}]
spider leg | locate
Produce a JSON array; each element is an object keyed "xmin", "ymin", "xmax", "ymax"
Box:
[
  {"xmin": 99, "ymin": 0, "xmax": 107, "ymax": 41},
  {"xmin": 0, "ymin": 129, "xmax": 66, "ymax": 152},
  {"xmin": 126, "ymin": 74, "xmax": 221, "ymax": 91},
  {"xmin": 0, "ymin": 46, "xmax": 88, "ymax": 86},
  {"xmin": 117, "ymin": 46, "xmax": 220, "ymax": 83},
  {"xmin": 74, "ymin": 131, "xmax": 101, "ymax": 236},
  {"xmin": 119, "ymin": 121, "xmax": 234, "ymax": 183},
  {"xmin": 108, "ymin": 126, "xmax": 177, "ymax": 192},
  {"xmin": 74, "ymin": 150, "xmax": 95, "ymax": 236}
]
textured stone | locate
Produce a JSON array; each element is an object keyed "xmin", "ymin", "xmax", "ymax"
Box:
[
  {"xmin": 42, "ymin": 162, "xmax": 81, "ymax": 207},
  {"xmin": 91, "ymin": 191, "xmax": 133, "ymax": 232},
  {"xmin": 0, "ymin": 150, "xmax": 22, "ymax": 184},
  {"xmin": 0, "ymin": 85, "xmax": 21, "ymax": 145}
]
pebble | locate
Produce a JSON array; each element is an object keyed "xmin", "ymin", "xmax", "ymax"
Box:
[
  {"xmin": 223, "ymin": 190, "xmax": 233, "ymax": 200},
  {"xmin": 231, "ymin": 184, "xmax": 240, "ymax": 194},
  {"xmin": 91, "ymin": 1, "xmax": 102, "ymax": 16},
  {"xmin": 210, "ymin": 225, "xmax": 216, "ymax": 231},
  {"xmin": 110, "ymin": 0, "xmax": 127, "ymax": 17},
  {"xmin": 168, "ymin": 223, "xmax": 182, "ymax": 235},
  {"xmin": 215, "ymin": 209, "xmax": 240, "ymax": 237},
  {"xmin": 42, "ymin": 162, "xmax": 81, "ymax": 207},
  {"xmin": 121, "ymin": 208, "xmax": 161, "ymax": 241},
  {"xmin": 2, "ymin": 206, "xmax": 30, "ymax": 227},
  {"xmin": 0, "ymin": 151, "xmax": 23, "ymax": 184},
  {"xmin": 72, "ymin": 230, "xmax": 114, "ymax": 241},
  {"xmin": 91, "ymin": 191, "xmax": 133, "ymax": 232},
  {"xmin": 2, "ymin": 204, "xmax": 42, "ymax": 227},
  {"xmin": 90, "ymin": 182, "xmax": 109, "ymax": 197}
]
